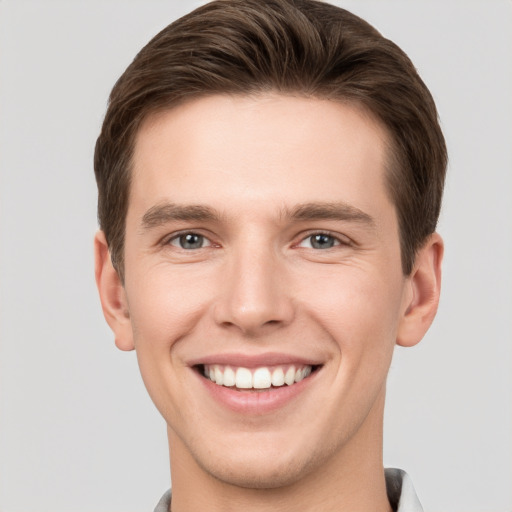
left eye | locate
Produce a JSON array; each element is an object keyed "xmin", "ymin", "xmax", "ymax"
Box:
[
  {"xmin": 169, "ymin": 233, "xmax": 211, "ymax": 250},
  {"xmin": 299, "ymin": 233, "xmax": 340, "ymax": 249}
]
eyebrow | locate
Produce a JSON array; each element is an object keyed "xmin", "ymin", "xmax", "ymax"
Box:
[
  {"xmin": 141, "ymin": 203, "xmax": 220, "ymax": 230},
  {"xmin": 140, "ymin": 201, "xmax": 375, "ymax": 230},
  {"xmin": 286, "ymin": 202, "xmax": 376, "ymax": 227}
]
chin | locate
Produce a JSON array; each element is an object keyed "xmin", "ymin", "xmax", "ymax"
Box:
[
  {"xmin": 185, "ymin": 433, "xmax": 327, "ymax": 490},
  {"xmin": 198, "ymin": 453, "xmax": 313, "ymax": 490}
]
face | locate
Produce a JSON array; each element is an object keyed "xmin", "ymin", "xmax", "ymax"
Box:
[{"xmin": 96, "ymin": 93, "xmax": 441, "ymax": 490}]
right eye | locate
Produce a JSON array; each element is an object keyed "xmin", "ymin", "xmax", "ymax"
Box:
[{"xmin": 168, "ymin": 232, "xmax": 211, "ymax": 250}]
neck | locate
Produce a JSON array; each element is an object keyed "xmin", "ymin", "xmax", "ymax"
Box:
[{"xmin": 167, "ymin": 391, "xmax": 392, "ymax": 512}]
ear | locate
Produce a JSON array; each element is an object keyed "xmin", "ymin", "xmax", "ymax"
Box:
[
  {"xmin": 396, "ymin": 233, "xmax": 444, "ymax": 347},
  {"xmin": 94, "ymin": 231, "xmax": 134, "ymax": 351}
]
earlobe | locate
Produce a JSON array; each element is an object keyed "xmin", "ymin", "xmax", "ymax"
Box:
[
  {"xmin": 396, "ymin": 233, "xmax": 444, "ymax": 347},
  {"xmin": 94, "ymin": 231, "xmax": 135, "ymax": 351}
]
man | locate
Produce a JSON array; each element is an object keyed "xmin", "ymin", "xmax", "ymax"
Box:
[{"xmin": 94, "ymin": 1, "xmax": 446, "ymax": 511}]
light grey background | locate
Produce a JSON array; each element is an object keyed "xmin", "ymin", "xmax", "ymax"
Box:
[{"xmin": 1, "ymin": 1, "xmax": 511, "ymax": 511}]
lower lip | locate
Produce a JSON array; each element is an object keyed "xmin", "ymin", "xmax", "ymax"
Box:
[{"xmin": 195, "ymin": 369, "xmax": 319, "ymax": 414}]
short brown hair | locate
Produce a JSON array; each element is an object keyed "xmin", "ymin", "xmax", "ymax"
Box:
[{"xmin": 95, "ymin": 0, "xmax": 447, "ymax": 280}]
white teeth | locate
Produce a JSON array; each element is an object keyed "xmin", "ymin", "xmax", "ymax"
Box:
[
  {"xmin": 284, "ymin": 366, "xmax": 296, "ymax": 386},
  {"xmin": 271, "ymin": 367, "xmax": 285, "ymax": 386},
  {"xmin": 235, "ymin": 367, "xmax": 253, "ymax": 389},
  {"xmin": 214, "ymin": 366, "xmax": 223, "ymax": 385},
  {"xmin": 204, "ymin": 363, "xmax": 313, "ymax": 389},
  {"xmin": 253, "ymin": 367, "xmax": 272, "ymax": 389},
  {"xmin": 223, "ymin": 366, "xmax": 236, "ymax": 387}
]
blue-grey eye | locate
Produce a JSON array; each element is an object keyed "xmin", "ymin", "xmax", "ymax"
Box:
[
  {"xmin": 308, "ymin": 233, "xmax": 337, "ymax": 249},
  {"xmin": 170, "ymin": 233, "xmax": 209, "ymax": 249}
]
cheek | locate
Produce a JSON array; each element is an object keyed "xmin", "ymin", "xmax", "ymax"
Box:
[
  {"xmin": 302, "ymin": 265, "xmax": 405, "ymax": 354},
  {"xmin": 123, "ymin": 267, "xmax": 215, "ymax": 420},
  {"xmin": 124, "ymin": 265, "xmax": 215, "ymax": 352}
]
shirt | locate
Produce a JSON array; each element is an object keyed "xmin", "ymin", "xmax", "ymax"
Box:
[{"xmin": 153, "ymin": 467, "xmax": 423, "ymax": 512}]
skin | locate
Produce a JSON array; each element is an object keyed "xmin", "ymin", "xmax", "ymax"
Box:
[{"xmin": 95, "ymin": 94, "xmax": 443, "ymax": 512}]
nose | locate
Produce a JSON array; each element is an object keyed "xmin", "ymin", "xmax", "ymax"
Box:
[{"xmin": 213, "ymin": 244, "xmax": 295, "ymax": 336}]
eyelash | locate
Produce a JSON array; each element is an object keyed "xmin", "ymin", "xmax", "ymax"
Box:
[
  {"xmin": 166, "ymin": 231, "xmax": 213, "ymax": 250},
  {"xmin": 164, "ymin": 230, "xmax": 351, "ymax": 251},
  {"xmin": 296, "ymin": 231, "xmax": 350, "ymax": 250}
]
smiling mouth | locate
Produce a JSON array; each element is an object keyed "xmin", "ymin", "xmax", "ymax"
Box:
[{"xmin": 197, "ymin": 364, "xmax": 320, "ymax": 391}]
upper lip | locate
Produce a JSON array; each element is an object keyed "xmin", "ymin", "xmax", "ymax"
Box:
[{"xmin": 188, "ymin": 352, "xmax": 324, "ymax": 368}]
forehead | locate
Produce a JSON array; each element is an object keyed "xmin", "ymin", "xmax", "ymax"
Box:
[{"xmin": 129, "ymin": 93, "xmax": 393, "ymax": 220}]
